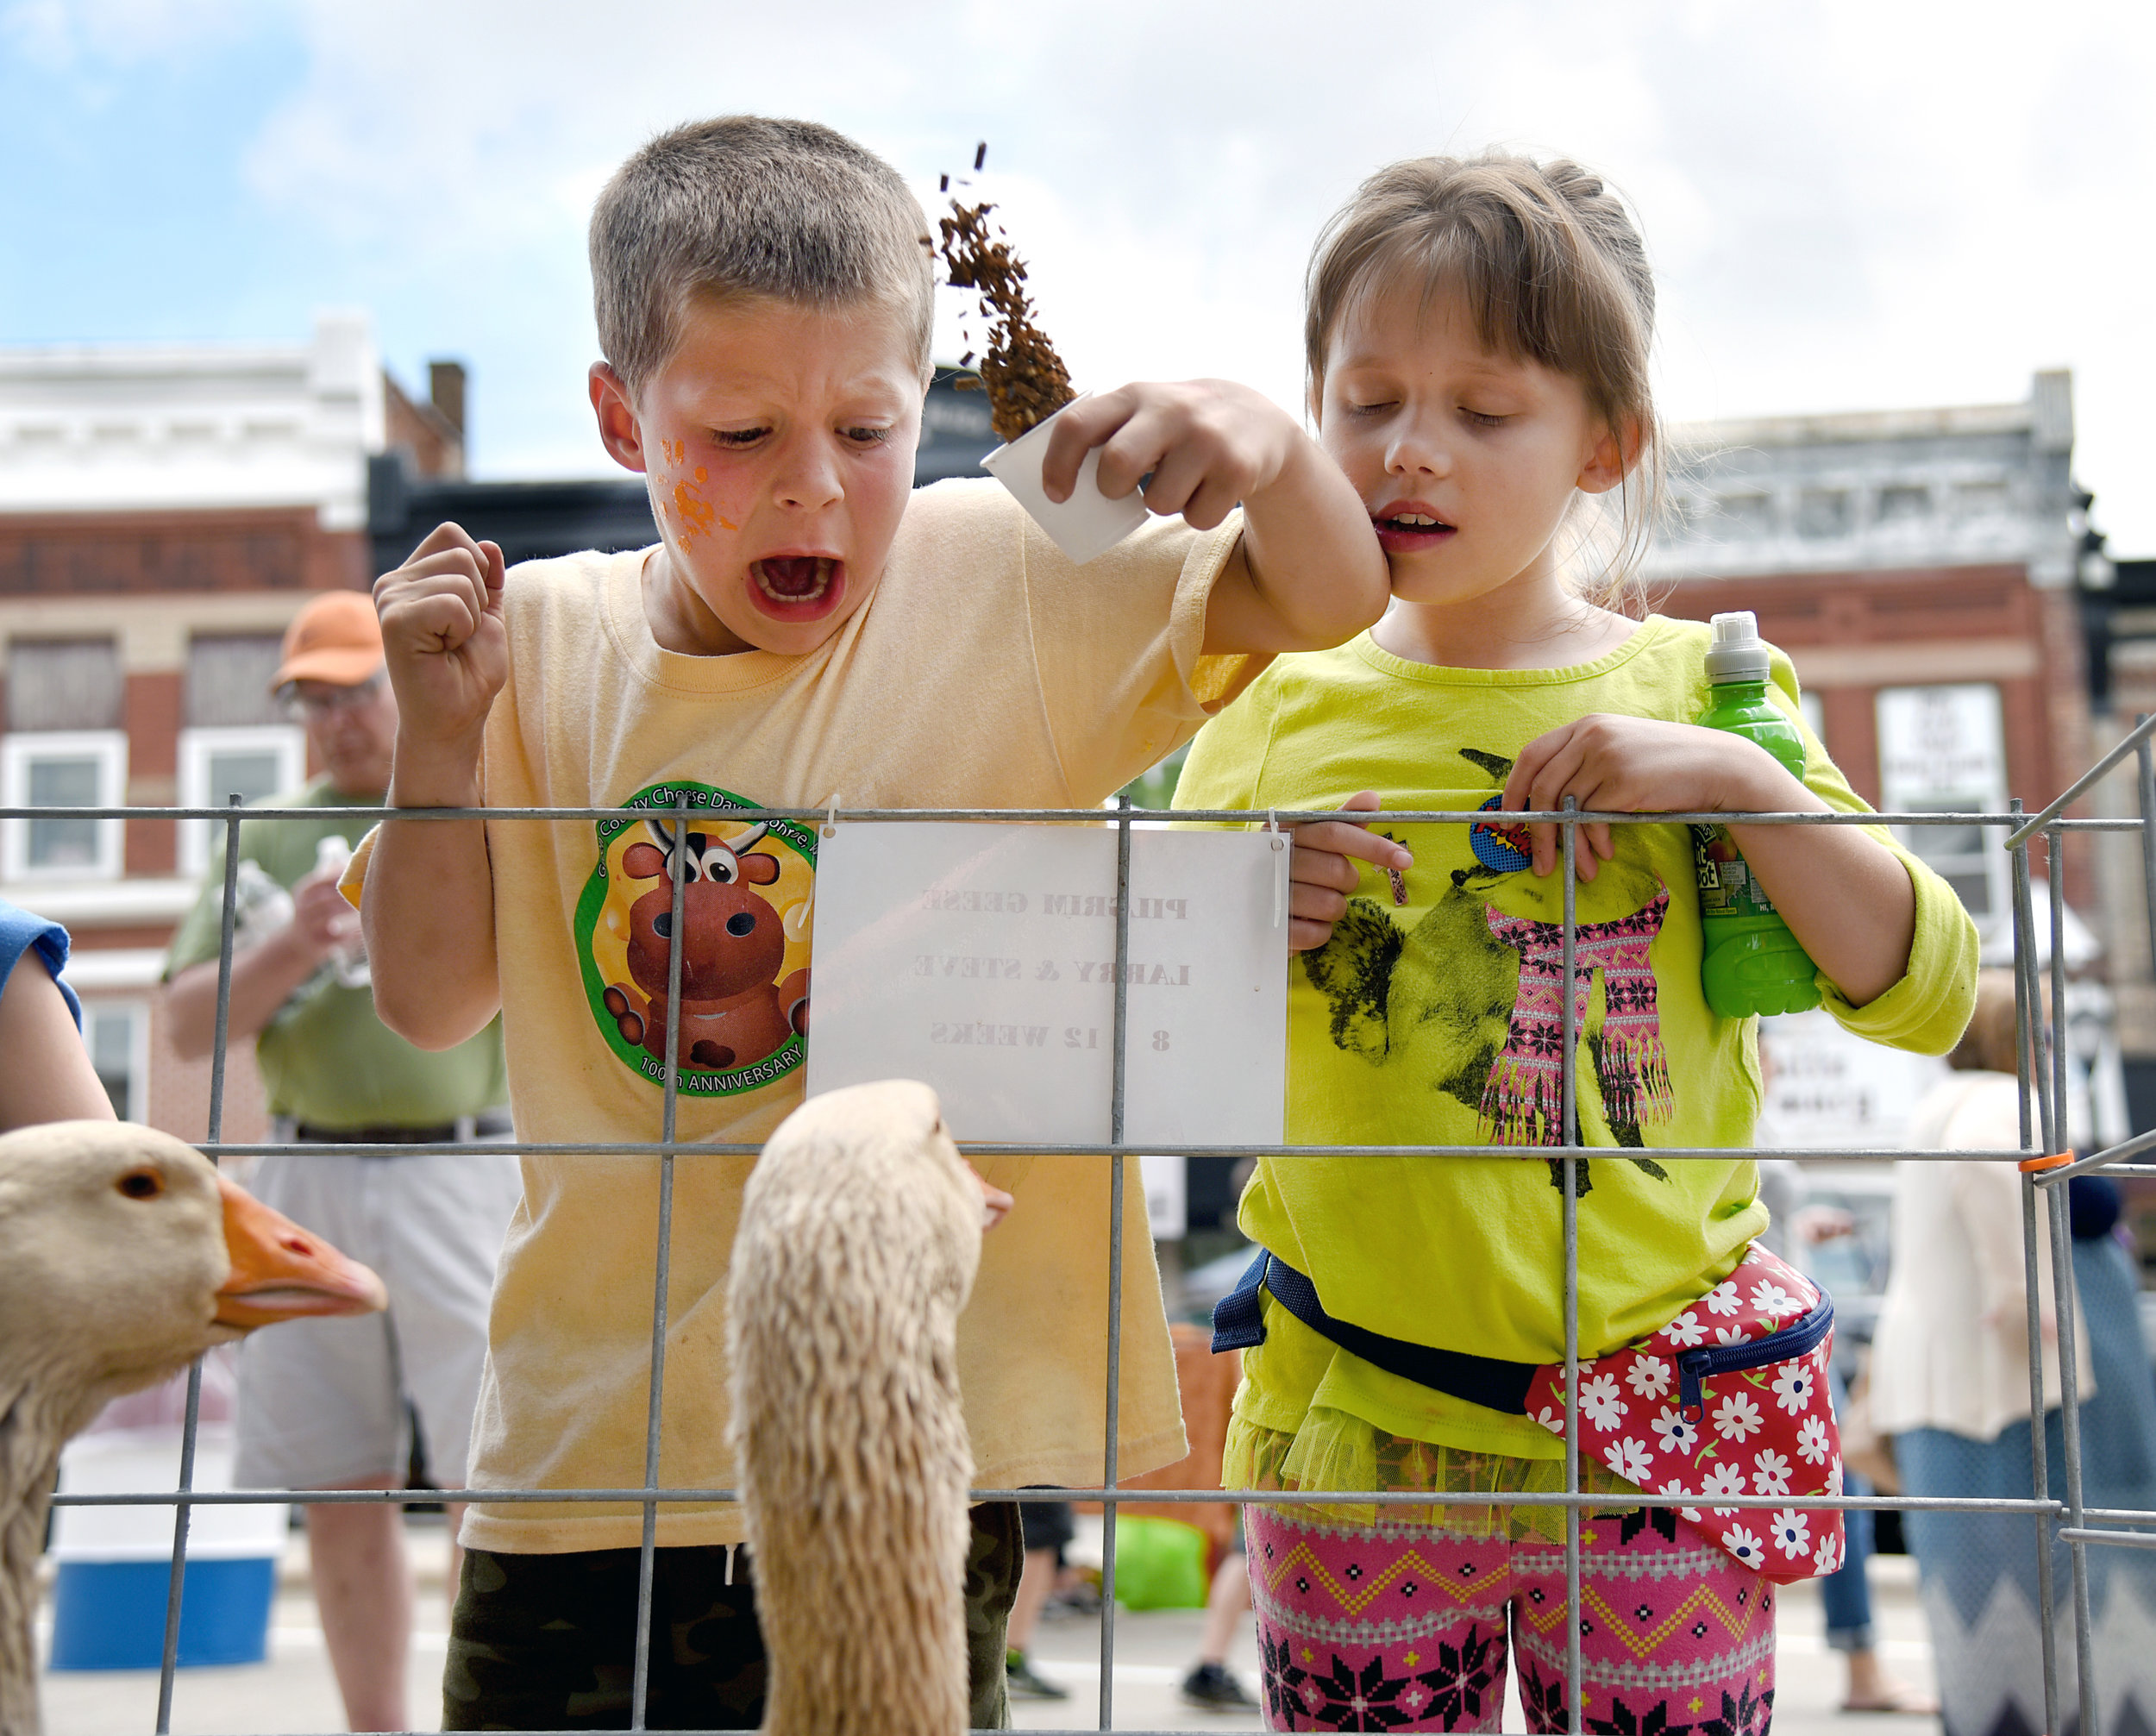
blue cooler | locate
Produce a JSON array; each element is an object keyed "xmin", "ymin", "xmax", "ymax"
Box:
[{"xmin": 47, "ymin": 1426, "xmax": 286, "ymax": 1670}]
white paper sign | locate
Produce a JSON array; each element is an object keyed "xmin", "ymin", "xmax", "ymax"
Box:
[{"xmin": 805, "ymin": 824, "xmax": 1287, "ymax": 1145}]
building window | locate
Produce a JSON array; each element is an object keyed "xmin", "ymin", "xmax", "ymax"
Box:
[
  {"xmin": 1875, "ymin": 683, "xmax": 2008, "ymax": 918},
  {"xmin": 1954, "ymin": 480, "xmax": 2010, "ymax": 518},
  {"xmin": 1877, "ymin": 485, "xmax": 1929, "ymax": 523},
  {"xmin": 177, "ymin": 726, "xmax": 304, "ymax": 876},
  {"xmin": 82, "ymin": 1001, "xmax": 147, "ymax": 1121},
  {"xmin": 1798, "ymin": 689, "xmax": 1826, "ymax": 742},
  {"xmin": 8, "ymin": 639, "xmax": 122, "ymax": 732},
  {"xmin": 1796, "ymin": 489, "xmax": 1852, "ymax": 537},
  {"xmin": 1715, "ymin": 492, "xmax": 1774, "ymax": 536},
  {"xmin": 1, "ymin": 730, "xmax": 128, "ymax": 882},
  {"xmin": 186, "ymin": 636, "xmax": 286, "ymax": 729}
]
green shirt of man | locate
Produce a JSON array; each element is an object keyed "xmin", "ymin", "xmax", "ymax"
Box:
[{"xmin": 163, "ymin": 592, "xmax": 505, "ymax": 1130}]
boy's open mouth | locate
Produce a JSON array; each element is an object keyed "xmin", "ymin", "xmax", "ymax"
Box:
[{"xmin": 750, "ymin": 555, "xmax": 844, "ymax": 617}]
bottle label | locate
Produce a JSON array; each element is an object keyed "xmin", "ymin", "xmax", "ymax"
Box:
[{"xmin": 1692, "ymin": 824, "xmax": 1780, "ymax": 918}]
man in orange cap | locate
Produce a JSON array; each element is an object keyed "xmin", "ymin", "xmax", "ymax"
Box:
[{"xmin": 161, "ymin": 589, "xmax": 515, "ymax": 1734}]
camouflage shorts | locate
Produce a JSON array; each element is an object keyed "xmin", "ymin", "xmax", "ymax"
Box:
[{"xmin": 443, "ymin": 1501, "xmax": 1021, "ymax": 1730}]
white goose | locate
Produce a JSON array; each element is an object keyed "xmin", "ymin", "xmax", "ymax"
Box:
[
  {"xmin": 0, "ymin": 1120, "xmax": 385, "ymax": 1736},
  {"xmin": 727, "ymin": 1080, "xmax": 987, "ymax": 1736}
]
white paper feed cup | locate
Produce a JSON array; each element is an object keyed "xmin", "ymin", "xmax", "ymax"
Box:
[{"xmin": 981, "ymin": 396, "xmax": 1150, "ymax": 566}]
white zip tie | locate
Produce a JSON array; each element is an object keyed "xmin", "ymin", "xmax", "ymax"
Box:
[
  {"xmin": 823, "ymin": 792, "xmax": 842, "ymax": 838},
  {"xmin": 1269, "ymin": 810, "xmax": 1286, "ymax": 928}
]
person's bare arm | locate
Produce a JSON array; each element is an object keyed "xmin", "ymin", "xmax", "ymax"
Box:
[
  {"xmin": 163, "ymin": 870, "xmax": 355, "ymax": 1057},
  {"xmin": 362, "ymin": 523, "xmax": 509, "ymax": 1050},
  {"xmin": 1038, "ymin": 382, "xmax": 1388, "ymax": 655},
  {"xmin": 0, "ymin": 950, "xmax": 115, "ymax": 1131},
  {"xmin": 1502, "ymin": 715, "xmax": 1917, "ymax": 1007}
]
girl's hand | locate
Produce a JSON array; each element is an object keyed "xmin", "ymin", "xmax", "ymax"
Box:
[
  {"xmin": 1286, "ymin": 791, "xmax": 1414, "ymax": 953},
  {"xmin": 1501, "ymin": 715, "xmax": 1797, "ymax": 881}
]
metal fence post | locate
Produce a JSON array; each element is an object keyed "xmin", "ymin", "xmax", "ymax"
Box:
[
  {"xmin": 2138, "ymin": 718, "xmax": 2156, "ymax": 985},
  {"xmin": 1098, "ymin": 795, "xmax": 1134, "ymax": 1731},
  {"xmin": 2046, "ymin": 832, "xmax": 2099, "ymax": 1736},
  {"xmin": 1559, "ymin": 798, "xmax": 1583, "ymax": 1736},
  {"xmin": 154, "ymin": 793, "xmax": 243, "ymax": 1734},
  {"xmin": 2009, "ymin": 799, "xmax": 2063, "ymax": 1734},
  {"xmin": 630, "ymin": 795, "xmax": 692, "ymax": 1731}
]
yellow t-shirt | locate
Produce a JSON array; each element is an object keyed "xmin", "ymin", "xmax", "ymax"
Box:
[
  {"xmin": 1173, "ymin": 618, "xmax": 1979, "ymax": 1464},
  {"xmin": 367, "ymin": 479, "xmax": 1242, "ymax": 1552}
]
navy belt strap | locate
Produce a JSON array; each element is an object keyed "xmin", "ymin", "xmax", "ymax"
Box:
[
  {"xmin": 1213, "ymin": 1248, "xmax": 1835, "ymax": 1423},
  {"xmin": 1211, "ymin": 1250, "xmax": 1539, "ymax": 1415}
]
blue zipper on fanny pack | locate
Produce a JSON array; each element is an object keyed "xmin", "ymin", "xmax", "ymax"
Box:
[{"xmin": 1676, "ymin": 1296, "xmax": 1834, "ymax": 1420}]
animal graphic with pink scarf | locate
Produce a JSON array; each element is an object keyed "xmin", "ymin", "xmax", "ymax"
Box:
[{"xmin": 1300, "ymin": 747, "xmax": 1677, "ymax": 1191}]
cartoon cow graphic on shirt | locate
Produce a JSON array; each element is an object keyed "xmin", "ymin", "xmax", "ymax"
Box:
[{"xmin": 600, "ymin": 818, "xmax": 811, "ymax": 1074}]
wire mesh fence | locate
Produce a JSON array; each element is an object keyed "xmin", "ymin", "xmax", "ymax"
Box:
[{"xmin": 29, "ymin": 711, "xmax": 2156, "ymax": 1734}]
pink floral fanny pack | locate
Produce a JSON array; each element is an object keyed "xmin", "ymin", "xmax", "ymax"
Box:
[
  {"xmin": 1523, "ymin": 1242, "xmax": 1842, "ymax": 1584},
  {"xmin": 1216, "ymin": 1239, "xmax": 1841, "ymax": 1585}
]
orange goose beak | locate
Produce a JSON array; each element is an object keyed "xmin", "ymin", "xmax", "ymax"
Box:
[{"xmin": 213, "ymin": 1172, "xmax": 387, "ymax": 1329}]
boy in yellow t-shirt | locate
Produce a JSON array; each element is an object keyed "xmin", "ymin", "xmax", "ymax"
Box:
[{"xmin": 355, "ymin": 116, "xmax": 1386, "ymax": 1728}]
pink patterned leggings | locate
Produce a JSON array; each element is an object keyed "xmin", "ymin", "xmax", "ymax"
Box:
[{"xmin": 1246, "ymin": 1504, "xmax": 1777, "ymax": 1733}]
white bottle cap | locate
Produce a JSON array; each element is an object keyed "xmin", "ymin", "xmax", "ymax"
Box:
[{"xmin": 1705, "ymin": 611, "xmax": 1771, "ymax": 684}]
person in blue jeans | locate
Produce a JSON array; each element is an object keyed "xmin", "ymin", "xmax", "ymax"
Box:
[
  {"xmin": 1822, "ymin": 1369, "xmax": 1933, "ymax": 1712},
  {"xmin": 1758, "ymin": 1158, "xmax": 1934, "ymax": 1714}
]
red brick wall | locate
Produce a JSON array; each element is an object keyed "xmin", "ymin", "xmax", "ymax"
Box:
[
  {"xmin": 123, "ymin": 668, "xmax": 180, "ymax": 875},
  {"xmin": 0, "ymin": 508, "xmax": 368, "ymax": 597},
  {"xmin": 146, "ymin": 1003, "xmax": 270, "ymax": 1147}
]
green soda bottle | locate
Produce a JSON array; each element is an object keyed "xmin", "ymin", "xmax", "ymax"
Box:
[{"xmin": 1692, "ymin": 611, "xmax": 1821, "ymax": 1018}]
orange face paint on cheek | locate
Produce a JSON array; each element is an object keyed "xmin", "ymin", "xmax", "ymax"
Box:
[
  {"xmin": 674, "ymin": 480, "xmax": 716, "ymax": 537},
  {"xmin": 666, "ymin": 462, "xmax": 738, "ymax": 548}
]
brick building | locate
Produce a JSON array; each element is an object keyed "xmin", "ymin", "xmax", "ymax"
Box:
[
  {"xmin": 1650, "ymin": 369, "xmax": 2095, "ymax": 924},
  {"xmin": 0, "ymin": 314, "xmax": 463, "ymax": 1144},
  {"xmin": 0, "ymin": 329, "xmax": 999, "ymax": 1144},
  {"xmin": 1647, "ymin": 370, "xmax": 2130, "ymax": 1144}
]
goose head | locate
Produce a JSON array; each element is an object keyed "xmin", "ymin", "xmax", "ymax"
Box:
[
  {"xmin": 0, "ymin": 1122, "xmax": 384, "ymax": 1736},
  {"xmin": 0, "ymin": 1119, "xmax": 385, "ymax": 1444}
]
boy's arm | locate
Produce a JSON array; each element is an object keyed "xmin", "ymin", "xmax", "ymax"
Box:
[
  {"xmin": 1039, "ymin": 381, "xmax": 1388, "ymax": 655},
  {"xmin": 361, "ymin": 523, "xmax": 509, "ymax": 1050}
]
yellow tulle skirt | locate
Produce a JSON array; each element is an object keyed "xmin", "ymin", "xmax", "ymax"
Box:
[{"xmin": 1224, "ymin": 1407, "xmax": 1645, "ymax": 1545}]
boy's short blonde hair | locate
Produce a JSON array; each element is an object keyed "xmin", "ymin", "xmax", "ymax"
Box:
[{"xmin": 591, "ymin": 116, "xmax": 935, "ymax": 395}]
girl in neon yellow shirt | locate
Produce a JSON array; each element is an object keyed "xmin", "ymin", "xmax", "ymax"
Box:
[{"xmin": 1174, "ymin": 154, "xmax": 1977, "ymax": 1733}]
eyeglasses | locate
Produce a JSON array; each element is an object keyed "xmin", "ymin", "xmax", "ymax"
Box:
[{"xmin": 279, "ymin": 674, "xmax": 385, "ymax": 724}]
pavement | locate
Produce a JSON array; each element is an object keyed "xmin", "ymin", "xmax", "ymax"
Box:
[{"xmin": 34, "ymin": 1515, "xmax": 1942, "ymax": 1734}]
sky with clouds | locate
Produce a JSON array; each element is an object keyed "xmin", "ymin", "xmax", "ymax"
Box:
[{"xmin": 3, "ymin": 0, "xmax": 2152, "ymax": 551}]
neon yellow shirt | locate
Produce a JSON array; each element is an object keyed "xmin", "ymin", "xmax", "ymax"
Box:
[{"xmin": 1175, "ymin": 617, "xmax": 1978, "ymax": 1463}]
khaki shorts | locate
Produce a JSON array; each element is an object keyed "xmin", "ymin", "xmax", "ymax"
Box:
[{"xmin": 232, "ymin": 1144, "xmax": 522, "ymax": 1492}]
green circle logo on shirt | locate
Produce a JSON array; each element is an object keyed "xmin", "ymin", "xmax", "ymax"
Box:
[{"xmin": 573, "ymin": 781, "xmax": 817, "ymax": 1096}]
